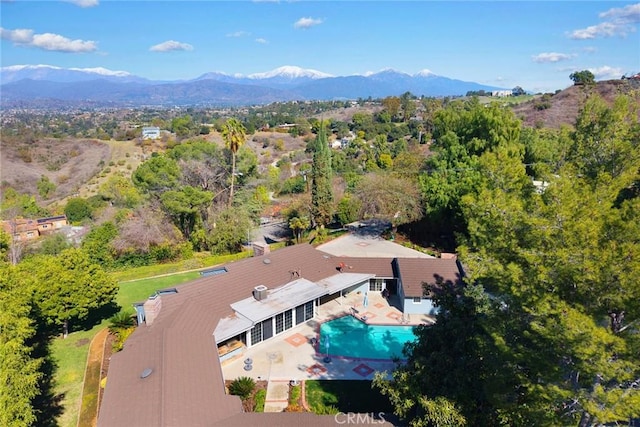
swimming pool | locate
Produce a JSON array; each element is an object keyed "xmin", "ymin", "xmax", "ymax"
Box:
[{"xmin": 319, "ymin": 315, "xmax": 416, "ymax": 360}]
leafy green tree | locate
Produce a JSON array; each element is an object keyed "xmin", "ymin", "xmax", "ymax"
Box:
[
  {"xmin": 170, "ymin": 115, "xmax": 196, "ymax": 139},
  {"xmin": 569, "ymin": 94, "xmax": 639, "ymax": 181},
  {"xmin": 99, "ymin": 175, "xmax": 142, "ymax": 208},
  {"xmin": 381, "ymin": 96, "xmax": 401, "ymax": 120},
  {"xmin": 512, "ymin": 86, "xmax": 526, "ymax": 96},
  {"xmin": 64, "ymin": 197, "xmax": 92, "ymax": 222},
  {"xmin": 206, "ymin": 206, "xmax": 252, "ymax": 254},
  {"xmin": 289, "ymin": 216, "xmax": 310, "ymax": 244},
  {"xmin": 36, "ymin": 175, "xmax": 56, "ymax": 199},
  {"xmin": 569, "ymin": 70, "xmax": 595, "ymax": 85},
  {"xmin": 81, "ymin": 222, "xmax": 118, "ymax": 268},
  {"xmin": 0, "ymin": 265, "xmax": 43, "ymax": 427},
  {"xmin": 336, "ymin": 194, "xmax": 361, "ymax": 226},
  {"xmin": 132, "ymin": 154, "xmax": 181, "ymax": 193},
  {"xmin": 221, "ymin": 118, "xmax": 247, "ymax": 206},
  {"xmin": 310, "ymin": 124, "xmax": 334, "ymax": 227},
  {"xmin": 1, "ymin": 188, "xmax": 50, "ymax": 219},
  {"xmin": 37, "ymin": 233, "xmax": 72, "ymax": 256},
  {"xmin": 19, "ymin": 248, "xmax": 118, "ymax": 337},
  {"xmin": 160, "ymin": 186, "xmax": 213, "ymax": 239}
]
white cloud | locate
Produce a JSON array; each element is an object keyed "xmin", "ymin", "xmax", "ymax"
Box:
[
  {"xmin": 65, "ymin": 0, "xmax": 99, "ymax": 7},
  {"xmin": 294, "ymin": 17, "xmax": 323, "ymax": 29},
  {"xmin": 588, "ymin": 65, "xmax": 625, "ymax": 80},
  {"xmin": 570, "ymin": 3, "xmax": 640, "ymax": 39},
  {"xmin": 582, "ymin": 46, "xmax": 598, "ymax": 53},
  {"xmin": 599, "ymin": 3, "xmax": 640, "ymax": 22},
  {"xmin": 255, "ymin": 38, "xmax": 268, "ymax": 44},
  {"xmin": 1, "ymin": 27, "xmax": 97, "ymax": 52},
  {"xmin": 532, "ymin": 52, "xmax": 576, "ymax": 63},
  {"xmin": 570, "ymin": 22, "xmax": 626, "ymax": 39},
  {"xmin": 149, "ymin": 40, "xmax": 194, "ymax": 52},
  {"xmin": 226, "ymin": 31, "xmax": 250, "ymax": 38},
  {"xmin": 1, "ymin": 27, "xmax": 34, "ymax": 44},
  {"xmin": 32, "ymin": 33, "xmax": 97, "ymax": 52}
]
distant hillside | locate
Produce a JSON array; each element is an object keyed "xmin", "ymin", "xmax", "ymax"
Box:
[{"xmin": 512, "ymin": 79, "xmax": 640, "ymax": 129}]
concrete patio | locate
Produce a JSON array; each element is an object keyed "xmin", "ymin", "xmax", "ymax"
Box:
[{"xmin": 221, "ymin": 292, "xmax": 433, "ymax": 387}]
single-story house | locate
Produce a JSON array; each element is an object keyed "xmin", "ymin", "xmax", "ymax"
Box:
[
  {"xmin": 1, "ymin": 215, "xmax": 68, "ymax": 241},
  {"xmin": 142, "ymin": 126, "xmax": 161, "ymax": 140},
  {"xmin": 98, "ymin": 244, "xmax": 464, "ymax": 426}
]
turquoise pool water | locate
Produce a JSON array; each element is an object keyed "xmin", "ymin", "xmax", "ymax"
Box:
[{"xmin": 319, "ymin": 315, "xmax": 416, "ymax": 360}]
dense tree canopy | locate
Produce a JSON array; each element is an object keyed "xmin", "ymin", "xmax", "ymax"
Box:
[{"xmin": 376, "ymin": 93, "xmax": 640, "ymax": 426}]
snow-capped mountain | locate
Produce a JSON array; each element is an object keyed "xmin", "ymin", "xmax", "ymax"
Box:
[
  {"xmin": 247, "ymin": 66, "xmax": 333, "ymax": 80},
  {"xmin": 0, "ymin": 64, "xmax": 150, "ymax": 84},
  {"xmin": 0, "ymin": 64, "xmax": 506, "ymax": 107}
]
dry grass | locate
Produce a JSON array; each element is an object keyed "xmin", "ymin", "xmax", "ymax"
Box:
[{"xmin": 512, "ymin": 79, "xmax": 640, "ymax": 129}]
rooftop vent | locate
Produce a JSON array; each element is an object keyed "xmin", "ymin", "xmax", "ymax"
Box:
[{"xmin": 253, "ymin": 285, "xmax": 268, "ymax": 301}]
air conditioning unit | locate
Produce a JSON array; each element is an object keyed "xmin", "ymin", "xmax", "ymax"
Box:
[{"xmin": 253, "ymin": 285, "xmax": 268, "ymax": 301}]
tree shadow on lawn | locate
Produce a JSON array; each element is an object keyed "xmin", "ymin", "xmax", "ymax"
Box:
[
  {"xmin": 307, "ymin": 380, "xmax": 394, "ymax": 415},
  {"xmin": 31, "ymin": 326, "xmax": 64, "ymax": 427}
]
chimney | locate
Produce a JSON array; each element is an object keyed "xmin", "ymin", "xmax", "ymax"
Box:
[
  {"xmin": 252, "ymin": 242, "xmax": 270, "ymax": 257},
  {"xmin": 253, "ymin": 285, "xmax": 268, "ymax": 301},
  {"xmin": 142, "ymin": 294, "xmax": 162, "ymax": 325}
]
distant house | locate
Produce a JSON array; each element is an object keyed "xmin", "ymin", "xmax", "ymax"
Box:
[
  {"xmin": 142, "ymin": 126, "xmax": 161, "ymax": 140},
  {"xmin": 492, "ymin": 90, "xmax": 513, "ymax": 97},
  {"xmin": 1, "ymin": 215, "xmax": 68, "ymax": 241}
]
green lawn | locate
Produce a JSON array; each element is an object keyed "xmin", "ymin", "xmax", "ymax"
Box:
[
  {"xmin": 116, "ymin": 271, "xmax": 201, "ymax": 314},
  {"xmin": 51, "ymin": 265, "xmax": 222, "ymax": 426},
  {"xmin": 305, "ymin": 380, "xmax": 393, "ymax": 414},
  {"xmin": 50, "ymin": 244, "xmax": 282, "ymax": 426},
  {"xmin": 51, "ymin": 326, "xmax": 106, "ymax": 427}
]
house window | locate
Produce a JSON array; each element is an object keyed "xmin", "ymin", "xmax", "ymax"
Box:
[
  {"xmin": 369, "ymin": 278, "xmax": 383, "ymax": 292},
  {"xmin": 250, "ymin": 324, "xmax": 262, "ymax": 345},
  {"xmin": 413, "ymin": 297, "xmax": 422, "ymax": 304},
  {"xmin": 304, "ymin": 301, "xmax": 314, "ymax": 320},
  {"xmin": 284, "ymin": 310, "xmax": 292, "ymax": 330},
  {"xmin": 275, "ymin": 313, "xmax": 284, "ymax": 334}
]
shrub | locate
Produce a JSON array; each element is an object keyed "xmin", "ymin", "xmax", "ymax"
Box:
[
  {"xmin": 279, "ymin": 176, "xmax": 306, "ymax": 195},
  {"xmin": 109, "ymin": 311, "xmax": 135, "ymax": 331},
  {"xmin": 254, "ymin": 389, "xmax": 266, "ymax": 412},
  {"xmin": 64, "ymin": 197, "xmax": 93, "ymax": 222},
  {"xmin": 228, "ymin": 376, "xmax": 256, "ymax": 400}
]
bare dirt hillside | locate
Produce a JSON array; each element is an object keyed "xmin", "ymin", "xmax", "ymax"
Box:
[
  {"xmin": 1, "ymin": 130, "xmax": 313, "ymax": 209},
  {"xmin": 512, "ymin": 79, "xmax": 640, "ymax": 129},
  {"xmin": 1, "ymin": 138, "xmax": 111, "ymax": 205}
]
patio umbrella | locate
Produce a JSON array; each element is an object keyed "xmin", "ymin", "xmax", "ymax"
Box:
[
  {"xmin": 324, "ymin": 335, "xmax": 331, "ymax": 363},
  {"xmin": 363, "ymin": 292, "xmax": 369, "ymax": 308}
]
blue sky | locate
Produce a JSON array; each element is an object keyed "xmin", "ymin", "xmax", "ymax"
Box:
[{"xmin": 1, "ymin": 1, "xmax": 638, "ymax": 92}]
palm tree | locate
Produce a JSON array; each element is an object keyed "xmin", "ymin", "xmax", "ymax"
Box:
[{"xmin": 221, "ymin": 118, "xmax": 246, "ymax": 206}]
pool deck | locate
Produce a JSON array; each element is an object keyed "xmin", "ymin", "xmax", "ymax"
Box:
[{"xmin": 221, "ymin": 292, "xmax": 434, "ymax": 386}]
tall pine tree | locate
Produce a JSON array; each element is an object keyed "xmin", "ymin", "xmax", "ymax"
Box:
[{"xmin": 311, "ymin": 123, "xmax": 333, "ymax": 227}]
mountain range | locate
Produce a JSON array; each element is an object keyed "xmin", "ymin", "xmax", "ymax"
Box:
[{"xmin": 0, "ymin": 65, "xmax": 506, "ymax": 108}]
